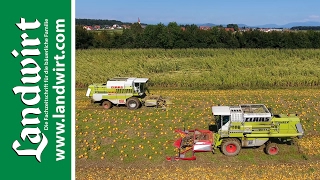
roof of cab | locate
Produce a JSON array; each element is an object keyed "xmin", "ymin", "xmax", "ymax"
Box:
[
  {"xmin": 212, "ymin": 106, "xmax": 231, "ymax": 116},
  {"xmin": 134, "ymin": 78, "xmax": 149, "ymax": 83},
  {"xmin": 108, "ymin": 77, "xmax": 149, "ymax": 83}
]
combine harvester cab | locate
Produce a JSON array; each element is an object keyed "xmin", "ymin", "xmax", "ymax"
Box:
[
  {"xmin": 167, "ymin": 104, "xmax": 304, "ymax": 161},
  {"xmin": 86, "ymin": 77, "xmax": 172, "ymax": 110}
]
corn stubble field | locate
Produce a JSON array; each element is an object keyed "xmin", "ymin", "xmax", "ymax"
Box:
[{"xmin": 76, "ymin": 49, "xmax": 320, "ymax": 179}]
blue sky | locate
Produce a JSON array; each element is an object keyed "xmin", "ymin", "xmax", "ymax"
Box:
[{"xmin": 76, "ymin": 0, "xmax": 320, "ymax": 26}]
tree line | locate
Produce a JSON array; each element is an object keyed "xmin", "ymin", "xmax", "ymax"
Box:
[
  {"xmin": 76, "ymin": 18, "xmax": 126, "ymax": 26},
  {"xmin": 76, "ymin": 22, "xmax": 320, "ymax": 49},
  {"xmin": 291, "ymin": 26, "xmax": 320, "ymax": 31}
]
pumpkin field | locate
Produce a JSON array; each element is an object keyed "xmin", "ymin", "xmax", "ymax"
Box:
[{"xmin": 76, "ymin": 49, "xmax": 320, "ymax": 179}]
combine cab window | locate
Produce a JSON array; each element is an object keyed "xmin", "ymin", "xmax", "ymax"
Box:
[
  {"xmin": 214, "ymin": 115, "xmax": 221, "ymax": 121},
  {"xmin": 134, "ymin": 83, "xmax": 147, "ymax": 95},
  {"xmin": 214, "ymin": 115, "xmax": 230, "ymax": 129},
  {"xmin": 214, "ymin": 115, "xmax": 221, "ymax": 128},
  {"xmin": 140, "ymin": 83, "xmax": 145, "ymax": 93},
  {"xmin": 134, "ymin": 83, "xmax": 140, "ymax": 93},
  {"xmin": 222, "ymin": 116, "xmax": 230, "ymax": 125}
]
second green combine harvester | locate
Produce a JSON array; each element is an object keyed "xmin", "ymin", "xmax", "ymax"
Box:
[
  {"xmin": 167, "ymin": 104, "xmax": 304, "ymax": 160},
  {"xmin": 86, "ymin": 77, "xmax": 172, "ymax": 110}
]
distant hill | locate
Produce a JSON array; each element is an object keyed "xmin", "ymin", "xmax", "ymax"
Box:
[
  {"xmin": 197, "ymin": 23, "xmax": 217, "ymax": 27},
  {"xmin": 281, "ymin": 21, "xmax": 320, "ymax": 28},
  {"xmin": 198, "ymin": 21, "xmax": 320, "ymax": 29},
  {"xmin": 240, "ymin": 21, "xmax": 320, "ymax": 28}
]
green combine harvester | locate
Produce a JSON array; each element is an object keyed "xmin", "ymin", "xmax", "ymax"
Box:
[
  {"xmin": 86, "ymin": 77, "xmax": 172, "ymax": 110},
  {"xmin": 167, "ymin": 104, "xmax": 304, "ymax": 160}
]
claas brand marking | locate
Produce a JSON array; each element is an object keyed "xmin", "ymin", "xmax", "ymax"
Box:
[{"xmin": 110, "ymin": 86, "xmax": 123, "ymax": 89}]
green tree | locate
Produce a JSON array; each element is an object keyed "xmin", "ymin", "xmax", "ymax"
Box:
[
  {"xmin": 154, "ymin": 23, "xmax": 170, "ymax": 49},
  {"xmin": 92, "ymin": 30, "xmax": 111, "ymax": 48},
  {"xmin": 130, "ymin": 23, "xmax": 143, "ymax": 36},
  {"xmin": 166, "ymin": 22, "xmax": 183, "ymax": 48},
  {"xmin": 307, "ymin": 31, "xmax": 320, "ymax": 48},
  {"xmin": 76, "ymin": 25, "xmax": 94, "ymax": 49},
  {"xmin": 269, "ymin": 31, "xmax": 286, "ymax": 48},
  {"xmin": 208, "ymin": 27, "xmax": 220, "ymax": 48},
  {"xmin": 184, "ymin": 24, "xmax": 199, "ymax": 48},
  {"xmin": 227, "ymin": 24, "xmax": 239, "ymax": 31},
  {"xmin": 235, "ymin": 31, "xmax": 246, "ymax": 48},
  {"xmin": 120, "ymin": 29, "xmax": 135, "ymax": 48},
  {"xmin": 111, "ymin": 32, "xmax": 124, "ymax": 48},
  {"xmin": 142, "ymin": 25, "xmax": 160, "ymax": 48},
  {"xmin": 292, "ymin": 31, "xmax": 312, "ymax": 48}
]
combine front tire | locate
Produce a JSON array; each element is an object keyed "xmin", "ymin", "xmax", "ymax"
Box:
[
  {"xmin": 102, "ymin": 100, "xmax": 112, "ymax": 109},
  {"xmin": 221, "ymin": 138, "xmax": 241, "ymax": 156},
  {"xmin": 265, "ymin": 142, "xmax": 279, "ymax": 155},
  {"xmin": 126, "ymin": 97, "xmax": 141, "ymax": 110}
]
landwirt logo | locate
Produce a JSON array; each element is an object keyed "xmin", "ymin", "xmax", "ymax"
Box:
[
  {"xmin": 11, "ymin": 18, "xmax": 48, "ymax": 163},
  {"xmin": 2, "ymin": 1, "xmax": 71, "ymax": 179}
]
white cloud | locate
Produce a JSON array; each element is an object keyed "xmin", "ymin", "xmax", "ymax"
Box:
[
  {"xmin": 303, "ymin": 15, "xmax": 320, "ymax": 22},
  {"xmin": 309, "ymin": 15, "xmax": 320, "ymax": 19}
]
